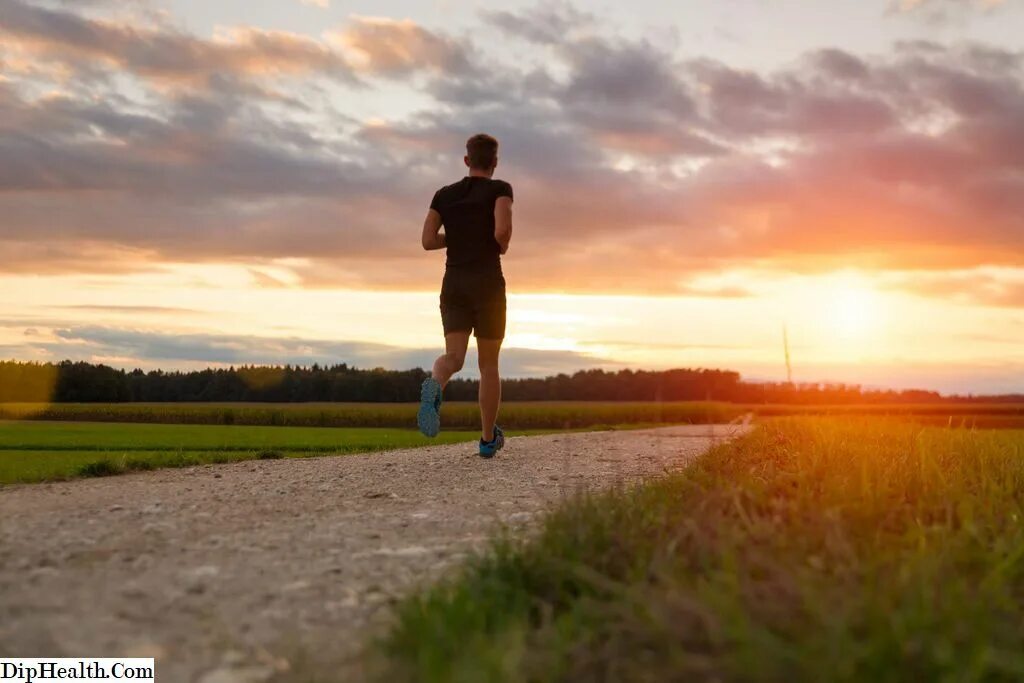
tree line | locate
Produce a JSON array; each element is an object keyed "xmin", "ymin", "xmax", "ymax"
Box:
[{"xmin": 0, "ymin": 360, "xmax": 1018, "ymax": 404}]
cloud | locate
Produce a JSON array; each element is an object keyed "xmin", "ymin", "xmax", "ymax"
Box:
[
  {"xmin": 0, "ymin": 2, "xmax": 1021, "ymax": 299},
  {"xmin": 483, "ymin": 2, "xmax": 594, "ymax": 44},
  {"xmin": 0, "ymin": 0, "xmax": 354, "ymax": 86},
  {"xmin": 885, "ymin": 269, "xmax": 1024, "ymax": 308},
  {"xmin": 889, "ymin": 0, "xmax": 1007, "ymax": 13},
  {"xmin": 891, "ymin": 0, "xmax": 1006, "ymax": 10},
  {"xmin": 886, "ymin": 0, "xmax": 1011, "ymax": 24},
  {"xmin": 689, "ymin": 57, "xmax": 898, "ymax": 137},
  {"xmin": 558, "ymin": 38, "xmax": 724, "ymax": 156},
  {"xmin": 26, "ymin": 326, "xmax": 617, "ymax": 378},
  {"xmin": 52, "ymin": 305, "xmax": 202, "ymax": 315},
  {"xmin": 329, "ymin": 16, "xmax": 472, "ymax": 77}
]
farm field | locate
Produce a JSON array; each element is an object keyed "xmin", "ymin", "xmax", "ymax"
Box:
[
  {"xmin": 1, "ymin": 401, "xmax": 1021, "ymax": 429},
  {"xmin": 378, "ymin": 418, "xmax": 1024, "ymax": 682},
  {"xmin": 0, "ymin": 401, "xmax": 743, "ymax": 429},
  {"xmin": 755, "ymin": 403, "xmax": 1024, "ymax": 428}
]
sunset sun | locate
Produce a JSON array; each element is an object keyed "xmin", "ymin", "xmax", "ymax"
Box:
[{"xmin": 828, "ymin": 283, "xmax": 881, "ymax": 339}]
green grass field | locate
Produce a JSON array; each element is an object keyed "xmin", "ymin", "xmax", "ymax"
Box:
[
  {"xmin": 0, "ymin": 419, "xmax": 667, "ymax": 485},
  {"xmin": 376, "ymin": 418, "xmax": 1024, "ymax": 682},
  {"xmin": 0, "ymin": 421, "xmax": 485, "ymax": 485},
  {"xmin": 0, "ymin": 402, "xmax": 744, "ymax": 485},
  {"xmin": 0, "ymin": 420, "xmax": 484, "ymax": 452}
]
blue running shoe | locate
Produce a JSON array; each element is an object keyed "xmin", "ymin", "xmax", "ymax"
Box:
[
  {"xmin": 417, "ymin": 378, "xmax": 442, "ymax": 437},
  {"xmin": 479, "ymin": 425, "xmax": 505, "ymax": 458}
]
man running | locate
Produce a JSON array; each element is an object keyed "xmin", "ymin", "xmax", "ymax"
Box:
[{"xmin": 417, "ymin": 133, "xmax": 513, "ymax": 458}]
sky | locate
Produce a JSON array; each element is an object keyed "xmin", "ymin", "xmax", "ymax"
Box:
[{"xmin": 0, "ymin": 0, "xmax": 1022, "ymax": 394}]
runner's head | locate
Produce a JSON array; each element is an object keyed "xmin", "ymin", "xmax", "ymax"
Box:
[{"xmin": 464, "ymin": 133, "xmax": 499, "ymax": 175}]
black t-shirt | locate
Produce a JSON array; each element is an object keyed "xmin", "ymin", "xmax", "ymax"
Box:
[{"xmin": 430, "ymin": 176, "xmax": 513, "ymax": 270}]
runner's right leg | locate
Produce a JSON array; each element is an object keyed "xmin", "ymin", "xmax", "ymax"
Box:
[{"xmin": 476, "ymin": 336, "xmax": 502, "ymax": 443}]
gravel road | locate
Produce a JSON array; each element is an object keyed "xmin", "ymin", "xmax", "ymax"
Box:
[{"xmin": 0, "ymin": 424, "xmax": 746, "ymax": 682}]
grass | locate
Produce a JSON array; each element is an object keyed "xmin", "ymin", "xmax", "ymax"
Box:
[
  {"xmin": 0, "ymin": 419, "xmax": 669, "ymax": 485},
  {"xmin": 0, "ymin": 447, "xmax": 387, "ymax": 483},
  {"xmin": 0, "ymin": 420, "xmax": 485, "ymax": 452},
  {"xmin": 0, "ymin": 403, "xmax": 747, "ymax": 485},
  {"xmin": 0, "ymin": 422, "xmax": 483, "ymax": 485},
  {"xmin": 375, "ymin": 418, "xmax": 1024, "ymax": 682}
]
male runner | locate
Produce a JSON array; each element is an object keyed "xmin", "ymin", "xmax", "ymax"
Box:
[{"xmin": 417, "ymin": 133, "xmax": 513, "ymax": 458}]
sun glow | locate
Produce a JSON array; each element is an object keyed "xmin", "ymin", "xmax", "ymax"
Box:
[
  {"xmin": 828, "ymin": 283, "xmax": 880, "ymax": 339},
  {"xmin": 767, "ymin": 271, "xmax": 894, "ymax": 365}
]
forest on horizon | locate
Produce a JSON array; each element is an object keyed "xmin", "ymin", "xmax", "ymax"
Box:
[{"xmin": 1, "ymin": 360, "xmax": 1019, "ymax": 405}]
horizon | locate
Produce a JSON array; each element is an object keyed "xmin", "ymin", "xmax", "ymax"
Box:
[
  {"xmin": 7, "ymin": 357, "xmax": 1022, "ymax": 399},
  {"xmin": 1, "ymin": 0, "xmax": 1022, "ymax": 394}
]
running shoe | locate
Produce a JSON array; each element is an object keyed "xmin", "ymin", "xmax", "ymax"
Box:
[
  {"xmin": 479, "ymin": 425, "xmax": 505, "ymax": 458},
  {"xmin": 417, "ymin": 377, "xmax": 442, "ymax": 437}
]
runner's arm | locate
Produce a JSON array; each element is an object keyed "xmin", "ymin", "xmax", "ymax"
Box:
[
  {"xmin": 494, "ymin": 196, "xmax": 512, "ymax": 255},
  {"xmin": 421, "ymin": 209, "xmax": 446, "ymax": 250}
]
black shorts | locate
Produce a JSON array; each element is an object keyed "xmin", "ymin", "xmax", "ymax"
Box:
[{"xmin": 440, "ymin": 267, "xmax": 506, "ymax": 339}]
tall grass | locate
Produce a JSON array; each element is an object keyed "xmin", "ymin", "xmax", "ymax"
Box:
[{"xmin": 376, "ymin": 419, "xmax": 1024, "ymax": 682}]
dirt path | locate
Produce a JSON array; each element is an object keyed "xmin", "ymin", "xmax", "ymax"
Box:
[{"xmin": 0, "ymin": 424, "xmax": 745, "ymax": 682}]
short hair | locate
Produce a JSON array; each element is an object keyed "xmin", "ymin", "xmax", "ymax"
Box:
[{"xmin": 466, "ymin": 133, "xmax": 499, "ymax": 170}]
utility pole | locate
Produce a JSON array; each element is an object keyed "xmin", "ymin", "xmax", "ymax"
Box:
[{"xmin": 783, "ymin": 324, "xmax": 793, "ymax": 385}]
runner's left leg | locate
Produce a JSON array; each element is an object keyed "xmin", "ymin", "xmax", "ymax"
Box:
[
  {"xmin": 432, "ymin": 331, "xmax": 470, "ymax": 387},
  {"xmin": 419, "ymin": 331, "xmax": 469, "ymax": 437}
]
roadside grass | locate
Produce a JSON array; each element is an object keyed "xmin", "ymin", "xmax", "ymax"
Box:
[
  {"xmin": 0, "ymin": 423, "xmax": 483, "ymax": 485},
  {"xmin": 0, "ymin": 449, "xmax": 275, "ymax": 484},
  {"xmin": 375, "ymin": 418, "xmax": 1024, "ymax": 683},
  {"xmin": 0, "ymin": 421, "xmax": 484, "ymax": 453}
]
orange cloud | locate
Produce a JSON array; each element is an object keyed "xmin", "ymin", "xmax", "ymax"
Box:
[
  {"xmin": 0, "ymin": 0, "xmax": 353, "ymax": 86},
  {"xmin": 329, "ymin": 16, "xmax": 471, "ymax": 76},
  {"xmin": 884, "ymin": 270, "xmax": 1024, "ymax": 308}
]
